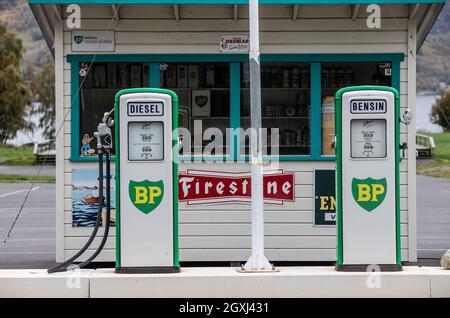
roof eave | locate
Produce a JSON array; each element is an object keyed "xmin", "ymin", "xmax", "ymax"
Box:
[
  {"xmin": 29, "ymin": 3, "xmax": 56, "ymax": 57},
  {"xmin": 416, "ymin": 3, "xmax": 445, "ymax": 51}
]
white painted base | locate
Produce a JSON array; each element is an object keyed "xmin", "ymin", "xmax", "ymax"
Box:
[{"xmin": 0, "ymin": 267, "xmax": 449, "ymax": 298}]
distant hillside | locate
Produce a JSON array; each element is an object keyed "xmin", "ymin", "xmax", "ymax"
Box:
[
  {"xmin": 0, "ymin": 0, "xmax": 50, "ymax": 72},
  {"xmin": 417, "ymin": 1, "xmax": 450, "ymax": 92},
  {"xmin": 0, "ymin": 0, "xmax": 448, "ymax": 92}
]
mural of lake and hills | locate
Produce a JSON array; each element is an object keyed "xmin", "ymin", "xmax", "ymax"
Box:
[{"xmin": 72, "ymin": 169, "xmax": 116, "ymax": 227}]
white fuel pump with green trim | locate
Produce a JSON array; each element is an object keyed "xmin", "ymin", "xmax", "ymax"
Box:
[
  {"xmin": 115, "ymin": 88, "xmax": 179, "ymax": 273},
  {"xmin": 335, "ymin": 85, "xmax": 412, "ymax": 272}
]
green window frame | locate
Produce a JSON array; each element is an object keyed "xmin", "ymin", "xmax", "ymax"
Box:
[{"xmin": 68, "ymin": 53, "xmax": 403, "ymax": 162}]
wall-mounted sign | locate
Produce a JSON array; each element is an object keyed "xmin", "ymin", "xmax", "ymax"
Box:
[
  {"xmin": 178, "ymin": 169, "xmax": 294, "ymax": 205},
  {"xmin": 219, "ymin": 35, "xmax": 249, "ymax": 53},
  {"xmin": 72, "ymin": 31, "xmax": 115, "ymax": 52},
  {"xmin": 314, "ymin": 169, "xmax": 336, "ymax": 226}
]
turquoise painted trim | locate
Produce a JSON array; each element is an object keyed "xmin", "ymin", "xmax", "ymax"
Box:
[
  {"xmin": 69, "ymin": 53, "xmax": 404, "ymax": 162},
  {"xmin": 67, "ymin": 53, "xmax": 404, "ymax": 64},
  {"xmin": 70, "ymin": 61, "xmax": 81, "ymax": 161},
  {"xmin": 28, "ymin": 0, "xmax": 446, "ymax": 5},
  {"xmin": 394, "ymin": 90, "xmax": 402, "ymax": 265},
  {"xmin": 230, "ymin": 63, "xmax": 240, "ymax": 161},
  {"xmin": 311, "ymin": 63, "xmax": 322, "ymax": 158},
  {"xmin": 392, "ymin": 60, "xmax": 401, "ymax": 92},
  {"xmin": 150, "ymin": 63, "xmax": 160, "ymax": 88},
  {"xmin": 260, "ymin": 54, "xmax": 404, "ymax": 63},
  {"xmin": 67, "ymin": 54, "xmax": 248, "ymax": 63},
  {"xmin": 237, "ymin": 155, "xmax": 336, "ymax": 162}
]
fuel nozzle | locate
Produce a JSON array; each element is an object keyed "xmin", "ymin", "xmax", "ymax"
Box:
[{"xmin": 94, "ymin": 108, "xmax": 115, "ymax": 152}]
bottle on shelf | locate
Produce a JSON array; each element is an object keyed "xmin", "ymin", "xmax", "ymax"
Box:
[
  {"xmin": 296, "ymin": 126, "xmax": 303, "ymax": 145},
  {"xmin": 337, "ymin": 69, "xmax": 345, "ymax": 88},
  {"xmin": 345, "ymin": 69, "xmax": 353, "ymax": 86},
  {"xmin": 322, "ymin": 68, "xmax": 329, "ymax": 88},
  {"xmin": 292, "ymin": 67, "xmax": 300, "ymax": 88},
  {"xmin": 300, "ymin": 68, "xmax": 309, "ymax": 88},
  {"xmin": 330, "ymin": 69, "xmax": 337, "ymax": 88},
  {"xmin": 282, "ymin": 68, "xmax": 290, "ymax": 88},
  {"xmin": 270, "ymin": 66, "xmax": 280, "ymax": 88}
]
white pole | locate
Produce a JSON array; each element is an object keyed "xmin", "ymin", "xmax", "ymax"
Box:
[{"xmin": 242, "ymin": 0, "xmax": 273, "ymax": 272}]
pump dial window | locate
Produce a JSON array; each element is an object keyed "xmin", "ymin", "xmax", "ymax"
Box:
[
  {"xmin": 128, "ymin": 122, "xmax": 164, "ymax": 161},
  {"xmin": 350, "ymin": 119, "xmax": 386, "ymax": 159}
]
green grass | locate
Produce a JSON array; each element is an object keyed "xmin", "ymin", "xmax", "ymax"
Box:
[
  {"xmin": 417, "ymin": 132, "xmax": 450, "ymax": 179},
  {"xmin": 0, "ymin": 174, "xmax": 55, "ymax": 183},
  {"xmin": 0, "ymin": 144, "xmax": 35, "ymax": 165}
]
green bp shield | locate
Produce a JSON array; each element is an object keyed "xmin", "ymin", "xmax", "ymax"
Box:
[
  {"xmin": 351, "ymin": 177, "xmax": 387, "ymax": 212},
  {"xmin": 129, "ymin": 180, "xmax": 164, "ymax": 214}
]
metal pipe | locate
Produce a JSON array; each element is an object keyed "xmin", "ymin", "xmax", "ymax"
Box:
[{"xmin": 242, "ymin": 0, "xmax": 273, "ymax": 271}]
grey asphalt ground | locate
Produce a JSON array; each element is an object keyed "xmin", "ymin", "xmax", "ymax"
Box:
[
  {"xmin": 0, "ymin": 182, "xmax": 55, "ymax": 269},
  {"xmin": 0, "ymin": 165, "xmax": 55, "ymax": 177},
  {"xmin": 417, "ymin": 174, "xmax": 450, "ymax": 259},
  {"xmin": 0, "ymin": 167, "xmax": 448, "ymax": 268}
]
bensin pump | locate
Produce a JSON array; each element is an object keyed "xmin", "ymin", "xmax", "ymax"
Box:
[
  {"xmin": 115, "ymin": 88, "xmax": 179, "ymax": 273},
  {"xmin": 335, "ymin": 86, "xmax": 412, "ymax": 272}
]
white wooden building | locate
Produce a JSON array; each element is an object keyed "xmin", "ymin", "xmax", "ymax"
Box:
[{"xmin": 28, "ymin": 0, "xmax": 445, "ymax": 264}]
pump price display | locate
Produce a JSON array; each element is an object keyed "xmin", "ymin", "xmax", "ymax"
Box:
[
  {"xmin": 350, "ymin": 119, "xmax": 386, "ymax": 158},
  {"xmin": 128, "ymin": 122, "xmax": 164, "ymax": 161}
]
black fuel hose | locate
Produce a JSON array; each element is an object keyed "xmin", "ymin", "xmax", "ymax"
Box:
[
  {"xmin": 47, "ymin": 150, "xmax": 108, "ymax": 274},
  {"xmin": 76, "ymin": 151, "xmax": 111, "ymax": 268}
]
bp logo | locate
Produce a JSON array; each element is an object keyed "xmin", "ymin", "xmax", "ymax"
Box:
[
  {"xmin": 129, "ymin": 180, "xmax": 164, "ymax": 214},
  {"xmin": 351, "ymin": 177, "xmax": 387, "ymax": 212},
  {"xmin": 74, "ymin": 35, "xmax": 84, "ymax": 44}
]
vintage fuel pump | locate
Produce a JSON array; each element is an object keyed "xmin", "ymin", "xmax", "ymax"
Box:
[
  {"xmin": 115, "ymin": 88, "xmax": 179, "ymax": 273},
  {"xmin": 335, "ymin": 86, "xmax": 412, "ymax": 272}
]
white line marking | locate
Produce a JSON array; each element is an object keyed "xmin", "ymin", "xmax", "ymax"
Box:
[{"xmin": 0, "ymin": 187, "xmax": 39, "ymax": 198}]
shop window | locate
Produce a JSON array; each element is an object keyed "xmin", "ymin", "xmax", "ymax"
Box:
[
  {"xmin": 78, "ymin": 62, "xmax": 149, "ymax": 157},
  {"xmin": 320, "ymin": 62, "xmax": 392, "ymax": 156},
  {"xmin": 240, "ymin": 62, "xmax": 311, "ymax": 156},
  {"xmin": 159, "ymin": 62, "xmax": 230, "ymax": 156}
]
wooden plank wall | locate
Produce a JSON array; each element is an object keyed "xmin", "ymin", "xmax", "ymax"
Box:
[{"xmin": 57, "ymin": 4, "xmax": 415, "ymax": 262}]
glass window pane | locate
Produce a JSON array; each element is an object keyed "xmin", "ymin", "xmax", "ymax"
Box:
[
  {"xmin": 321, "ymin": 61, "xmax": 392, "ymax": 156},
  {"xmin": 240, "ymin": 62, "xmax": 311, "ymax": 156},
  {"xmin": 159, "ymin": 62, "xmax": 230, "ymax": 156},
  {"xmin": 79, "ymin": 62, "xmax": 149, "ymax": 157}
]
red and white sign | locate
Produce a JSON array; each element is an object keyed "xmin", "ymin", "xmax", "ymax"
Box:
[{"xmin": 178, "ymin": 169, "xmax": 295, "ymax": 206}]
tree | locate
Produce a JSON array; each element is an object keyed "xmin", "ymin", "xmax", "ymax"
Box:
[
  {"xmin": 430, "ymin": 89, "xmax": 450, "ymax": 132},
  {"xmin": 0, "ymin": 23, "xmax": 31, "ymax": 143},
  {"xmin": 33, "ymin": 56, "xmax": 55, "ymax": 140}
]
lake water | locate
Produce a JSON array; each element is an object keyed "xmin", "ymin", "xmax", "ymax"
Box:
[{"xmin": 416, "ymin": 94, "xmax": 443, "ymax": 133}]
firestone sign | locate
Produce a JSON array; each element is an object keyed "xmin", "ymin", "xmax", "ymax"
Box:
[{"xmin": 178, "ymin": 170, "xmax": 295, "ymax": 205}]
